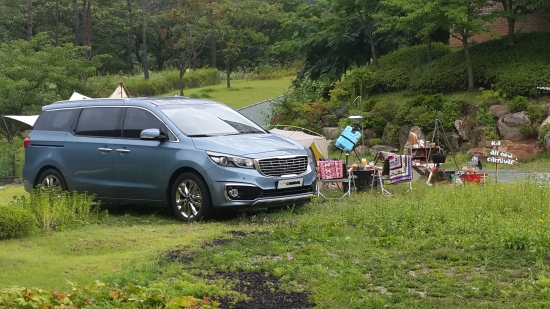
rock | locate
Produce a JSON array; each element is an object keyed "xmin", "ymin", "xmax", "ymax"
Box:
[
  {"xmin": 489, "ymin": 104, "xmax": 510, "ymax": 119},
  {"xmin": 322, "ymin": 127, "xmax": 341, "ymax": 140},
  {"xmin": 497, "ymin": 112, "xmax": 531, "ymax": 141},
  {"xmin": 444, "ymin": 132, "xmax": 460, "ymax": 152},
  {"xmin": 398, "ymin": 125, "xmax": 412, "ymax": 152},
  {"xmin": 471, "ymin": 126, "xmax": 497, "ymax": 148},
  {"xmin": 403, "ymin": 126, "xmax": 426, "ymax": 151},
  {"xmin": 537, "ymin": 116, "xmax": 550, "ymax": 130},
  {"xmin": 545, "ymin": 132, "xmax": 550, "ymax": 150},
  {"xmin": 505, "ymin": 141, "xmax": 541, "ymax": 159},
  {"xmin": 454, "ymin": 119, "xmax": 472, "ymax": 141}
]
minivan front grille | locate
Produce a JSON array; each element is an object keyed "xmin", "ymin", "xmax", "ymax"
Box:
[{"xmin": 257, "ymin": 156, "xmax": 308, "ymax": 177}]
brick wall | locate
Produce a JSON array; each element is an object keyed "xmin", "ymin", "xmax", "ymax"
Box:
[{"xmin": 449, "ymin": 4, "xmax": 550, "ymax": 47}]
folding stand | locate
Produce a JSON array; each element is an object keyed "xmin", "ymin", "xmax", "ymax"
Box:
[{"xmin": 316, "ymin": 166, "xmax": 356, "ymax": 199}]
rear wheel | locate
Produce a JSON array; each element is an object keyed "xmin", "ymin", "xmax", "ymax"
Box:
[
  {"xmin": 171, "ymin": 172, "xmax": 213, "ymax": 222},
  {"xmin": 37, "ymin": 169, "xmax": 67, "ymax": 191}
]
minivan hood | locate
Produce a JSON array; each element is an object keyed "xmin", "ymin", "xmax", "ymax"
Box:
[{"xmin": 191, "ymin": 134, "xmax": 306, "ymax": 157}]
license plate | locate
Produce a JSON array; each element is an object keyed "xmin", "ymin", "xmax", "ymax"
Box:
[{"xmin": 277, "ymin": 178, "xmax": 303, "ymax": 189}]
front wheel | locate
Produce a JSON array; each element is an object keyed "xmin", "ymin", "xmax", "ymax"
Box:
[
  {"xmin": 171, "ymin": 172, "xmax": 213, "ymax": 222},
  {"xmin": 37, "ymin": 168, "xmax": 67, "ymax": 191}
]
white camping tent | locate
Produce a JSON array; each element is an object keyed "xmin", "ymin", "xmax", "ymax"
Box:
[
  {"xmin": 109, "ymin": 82, "xmax": 130, "ymax": 98},
  {"xmin": 69, "ymin": 91, "xmax": 92, "ymax": 100},
  {"xmin": 3, "ymin": 115, "xmax": 39, "ymax": 126},
  {"xmin": 270, "ymin": 128, "xmax": 329, "ymax": 161}
]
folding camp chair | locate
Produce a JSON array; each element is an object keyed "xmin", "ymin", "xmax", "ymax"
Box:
[{"xmin": 316, "ymin": 160, "xmax": 355, "ymax": 199}]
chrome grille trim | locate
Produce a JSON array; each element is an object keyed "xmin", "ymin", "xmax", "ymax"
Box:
[{"xmin": 257, "ymin": 156, "xmax": 309, "ymax": 177}]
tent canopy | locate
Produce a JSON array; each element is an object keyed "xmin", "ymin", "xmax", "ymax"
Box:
[
  {"xmin": 269, "ymin": 128, "xmax": 328, "ymax": 160},
  {"xmin": 69, "ymin": 91, "xmax": 92, "ymax": 100},
  {"xmin": 3, "ymin": 115, "xmax": 39, "ymax": 126},
  {"xmin": 109, "ymin": 82, "xmax": 130, "ymax": 98}
]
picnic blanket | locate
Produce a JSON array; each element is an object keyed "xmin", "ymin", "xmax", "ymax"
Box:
[{"xmin": 388, "ymin": 155, "xmax": 413, "ymax": 184}]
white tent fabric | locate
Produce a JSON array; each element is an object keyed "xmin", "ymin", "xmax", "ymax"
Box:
[
  {"xmin": 109, "ymin": 82, "xmax": 130, "ymax": 98},
  {"xmin": 69, "ymin": 91, "xmax": 92, "ymax": 100},
  {"xmin": 269, "ymin": 128, "xmax": 329, "ymax": 160},
  {"xmin": 3, "ymin": 115, "xmax": 39, "ymax": 126}
]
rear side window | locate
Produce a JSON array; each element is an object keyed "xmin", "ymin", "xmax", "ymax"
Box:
[
  {"xmin": 122, "ymin": 108, "xmax": 164, "ymax": 139},
  {"xmin": 75, "ymin": 107, "xmax": 122, "ymax": 137},
  {"xmin": 33, "ymin": 109, "xmax": 78, "ymax": 131}
]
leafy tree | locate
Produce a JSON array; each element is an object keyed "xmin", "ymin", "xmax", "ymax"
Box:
[
  {"xmin": 440, "ymin": 0, "xmax": 493, "ymax": 92},
  {"xmin": 161, "ymin": 1, "xmax": 210, "ymax": 95},
  {"xmin": 0, "ymin": 35, "xmax": 98, "ymax": 139},
  {"xmin": 214, "ymin": 0, "xmax": 278, "ymax": 87},
  {"xmin": 492, "ymin": 0, "xmax": 545, "ymax": 44}
]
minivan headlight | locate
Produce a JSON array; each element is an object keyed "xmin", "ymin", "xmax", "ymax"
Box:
[{"xmin": 207, "ymin": 152, "xmax": 255, "ymax": 169}]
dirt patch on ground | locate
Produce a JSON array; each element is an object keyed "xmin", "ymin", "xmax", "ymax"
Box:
[
  {"xmin": 212, "ymin": 271, "xmax": 312, "ymax": 309},
  {"xmin": 163, "ymin": 231, "xmax": 313, "ymax": 309}
]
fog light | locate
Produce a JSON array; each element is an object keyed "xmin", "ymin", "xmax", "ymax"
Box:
[{"xmin": 228, "ymin": 189, "xmax": 239, "ymax": 198}]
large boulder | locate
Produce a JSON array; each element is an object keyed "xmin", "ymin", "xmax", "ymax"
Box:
[
  {"xmin": 443, "ymin": 132, "xmax": 460, "ymax": 152},
  {"xmin": 403, "ymin": 126, "xmax": 426, "ymax": 150},
  {"xmin": 537, "ymin": 115, "xmax": 550, "ymax": 130},
  {"xmin": 505, "ymin": 141, "xmax": 541, "ymax": 159},
  {"xmin": 471, "ymin": 126, "xmax": 498, "ymax": 148},
  {"xmin": 545, "ymin": 132, "xmax": 550, "ymax": 150},
  {"xmin": 454, "ymin": 119, "xmax": 471, "ymax": 141},
  {"xmin": 497, "ymin": 112, "xmax": 531, "ymax": 142},
  {"xmin": 398, "ymin": 125, "xmax": 412, "ymax": 152},
  {"xmin": 369, "ymin": 144, "xmax": 399, "ymax": 154},
  {"xmin": 489, "ymin": 104, "xmax": 510, "ymax": 119}
]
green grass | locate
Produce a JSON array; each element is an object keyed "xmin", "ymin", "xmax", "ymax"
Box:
[
  {"xmin": 3, "ymin": 178, "xmax": 550, "ymax": 307},
  {"xmin": 161, "ymin": 76, "xmax": 295, "ymax": 109}
]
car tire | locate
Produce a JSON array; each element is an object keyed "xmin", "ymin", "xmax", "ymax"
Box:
[
  {"xmin": 171, "ymin": 172, "xmax": 213, "ymax": 222},
  {"xmin": 37, "ymin": 168, "xmax": 68, "ymax": 191}
]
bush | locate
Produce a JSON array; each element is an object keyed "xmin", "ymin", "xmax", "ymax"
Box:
[
  {"xmin": 373, "ymin": 43, "xmax": 451, "ymax": 93},
  {"xmin": 0, "ymin": 205, "xmax": 36, "ymax": 240},
  {"xmin": 12, "ymin": 189, "xmax": 99, "ymax": 231},
  {"xmin": 520, "ymin": 124, "xmax": 538, "ymax": 138},
  {"xmin": 538, "ymin": 124, "xmax": 550, "ymax": 143},
  {"xmin": 508, "ymin": 95, "xmax": 529, "ymax": 113}
]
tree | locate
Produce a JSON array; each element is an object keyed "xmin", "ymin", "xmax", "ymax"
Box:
[
  {"xmin": 215, "ymin": 0, "xmax": 280, "ymax": 87},
  {"xmin": 26, "ymin": 0, "xmax": 32, "ymax": 41},
  {"xmin": 377, "ymin": 0, "xmax": 447, "ymax": 61},
  {"xmin": 0, "ymin": 34, "xmax": 98, "ymax": 140},
  {"xmin": 161, "ymin": 1, "xmax": 209, "ymax": 95},
  {"xmin": 142, "ymin": 0, "xmax": 149, "ymax": 79},
  {"xmin": 492, "ymin": 0, "xmax": 541, "ymax": 44},
  {"xmin": 440, "ymin": 0, "xmax": 492, "ymax": 92}
]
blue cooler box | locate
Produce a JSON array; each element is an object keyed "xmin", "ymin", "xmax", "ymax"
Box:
[{"xmin": 335, "ymin": 126, "xmax": 361, "ymax": 152}]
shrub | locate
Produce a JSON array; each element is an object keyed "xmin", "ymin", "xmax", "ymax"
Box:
[
  {"xmin": 520, "ymin": 124, "xmax": 538, "ymax": 138},
  {"xmin": 526, "ymin": 103, "xmax": 546, "ymax": 125},
  {"xmin": 0, "ymin": 205, "xmax": 36, "ymax": 240},
  {"xmin": 538, "ymin": 124, "xmax": 550, "ymax": 143},
  {"xmin": 373, "ymin": 43, "xmax": 451, "ymax": 93},
  {"xmin": 0, "ymin": 282, "xmax": 220, "ymax": 308},
  {"xmin": 476, "ymin": 105, "xmax": 497, "ymax": 127},
  {"xmin": 12, "ymin": 189, "xmax": 99, "ymax": 231},
  {"xmin": 508, "ymin": 95, "xmax": 529, "ymax": 113}
]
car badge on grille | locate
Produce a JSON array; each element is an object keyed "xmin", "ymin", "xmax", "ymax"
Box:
[{"xmin": 281, "ymin": 151, "xmax": 289, "ymax": 154}]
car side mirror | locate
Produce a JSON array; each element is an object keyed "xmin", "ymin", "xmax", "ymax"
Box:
[{"xmin": 140, "ymin": 128, "xmax": 166, "ymax": 142}]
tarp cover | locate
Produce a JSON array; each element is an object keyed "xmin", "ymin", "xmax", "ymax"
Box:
[
  {"xmin": 269, "ymin": 128, "xmax": 329, "ymax": 160},
  {"xmin": 3, "ymin": 115, "xmax": 39, "ymax": 126}
]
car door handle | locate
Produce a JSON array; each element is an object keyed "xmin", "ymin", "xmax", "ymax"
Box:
[
  {"xmin": 116, "ymin": 148, "xmax": 130, "ymax": 153},
  {"xmin": 98, "ymin": 147, "xmax": 112, "ymax": 152}
]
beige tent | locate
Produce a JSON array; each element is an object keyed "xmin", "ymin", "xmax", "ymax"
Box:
[
  {"xmin": 109, "ymin": 82, "xmax": 131, "ymax": 98},
  {"xmin": 270, "ymin": 128, "xmax": 329, "ymax": 161}
]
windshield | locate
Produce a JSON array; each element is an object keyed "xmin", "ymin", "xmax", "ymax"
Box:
[{"xmin": 159, "ymin": 103, "xmax": 266, "ymax": 136}]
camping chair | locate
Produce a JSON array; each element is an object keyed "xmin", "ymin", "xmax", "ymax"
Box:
[
  {"xmin": 372, "ymin": 152, "xmax": 413, "ymax": 196},
  {"xmin": 316, "ymin": 160, "xmax": 355, "ymax": 199}
]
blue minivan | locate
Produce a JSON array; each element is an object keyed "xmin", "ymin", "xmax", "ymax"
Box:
[{"xmin": 22, "ymin": 97, "xmax": 316, "ymax": 221}]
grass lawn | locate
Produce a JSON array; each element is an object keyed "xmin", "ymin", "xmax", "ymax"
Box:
[
  {"xmin": 161, "ymin": 76, "xmax": 295, "ymax": 109},
  {"xmin": 2, "ymin": 178, "xmax": 550, "ymax": 308}
]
